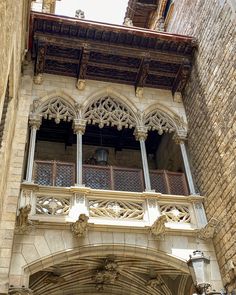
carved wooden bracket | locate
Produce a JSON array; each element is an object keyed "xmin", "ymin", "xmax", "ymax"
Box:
[
  {"xmin": 172, "ymin": 60, "xmax": 191, "ymax": 94},
  {"xmin": 76, "ymin": 46, "xmax": 90, "ymax": 89},
  {"xmin": 135, "ymin": 57, "xmax": 150, "ymax": 91}
]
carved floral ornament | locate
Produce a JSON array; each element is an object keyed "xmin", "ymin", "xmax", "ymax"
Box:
[{"xmin": 30, "ymin": 95, "xmax": 187, "ymax": 137}]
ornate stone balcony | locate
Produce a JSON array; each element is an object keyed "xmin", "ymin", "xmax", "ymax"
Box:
[{"xmin": 19, "ymin": 181, "xmax": 205, "ymax": 231}]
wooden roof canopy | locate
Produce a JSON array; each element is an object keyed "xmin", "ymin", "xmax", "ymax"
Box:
[{"xmin": 30, "ymin": 12, "xmax": 196, "ymax": 93}]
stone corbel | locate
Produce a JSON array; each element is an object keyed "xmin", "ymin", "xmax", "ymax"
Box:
[
  {"xmin": 224, "ymin": 260, "xmax": 236, "ymax": 294},
  {"xmin": 71, "ymin": 213, "xmax": 89, "ymax": 237},
  {"xmin": 197, "ymin": 217, "xmax": 220, "ymax": 240},
  {"xmin": 76, "ymin": 79, "xmax": 86, "ymax": 90},
  {"xmin": 15, "ymin": 205, "xmax": 35, "ymax": 234},
  {"xmin": 173, "ymin": 92, "xmax": 183, "ymax": 103},
  {"xmin": 9, "ymin": 287, "xmax": 33, "ymax": 295},
  {"xmin": 135, "ymin": 87, "xmax": 143, "ymax": 98},
  {"xmin": 150, "ymin": 215, "xmax": 167, "ymax": 237}
]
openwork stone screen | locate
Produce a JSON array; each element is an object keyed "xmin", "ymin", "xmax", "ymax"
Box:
[
  {"xmin": 39, "ymin": 97, "xmax": 75, "ymax": 123},
  {"xmin": 160, "ymin": 204, "xmax": 191, "ymax": 223},
  {"xmin": 36, "ymin": 195, "xmax": 70, "ymax": 215},
  {"xmin": 89, "ymin": 199, "xmax": 144, "ymax": 220},
  {"xmin": 144, "ymin": 110, "xmax": 176, "ymax": 134},
  {"xmin": 83, "ymin": 96, "xmax": 137, "ymax": 130}
]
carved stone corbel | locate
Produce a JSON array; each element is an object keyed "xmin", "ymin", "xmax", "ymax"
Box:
[
  {"xmin": 15, "ymin": 205, "xmax": 34, "ymax": 234},
  {"xmin": 197, "ymin": 217, "xmax": 220, "ymax": 240},
  {"xmin": 150, "ymin": 215, "xmax": 167, "ymax": 237},
  {"xmin": 76, "ymin": 79, "xmax": 86, "ymax": 90},
  {"xmin": 135, "ymin": 87, "xmax": 143, "ymax": 98},
  {"xmin": 71, "ymin": 213, "xmax": 89, "ymax": 237},
  {"xmin": 9, "ymin": 287, "xmax": 33, "ymax": 295},
  {"xmin": 146, "ymin": 276, "xmax": 164, "ymax": 289},
  {"xmin": 224, "ymin": 260, "xmax": 236, "ymax": 293}
]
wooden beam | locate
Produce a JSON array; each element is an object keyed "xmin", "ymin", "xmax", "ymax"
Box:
[
  {"xmin": 34, "ymin": 33, "xmax": 191, "ymax": 64},
  {"xmin": 135, "ymin": 57, "xmax": 150, "ymax": 89},
  {"xmin": 172, "ymin": 60, "xmax": 191, "ymax": 94}
]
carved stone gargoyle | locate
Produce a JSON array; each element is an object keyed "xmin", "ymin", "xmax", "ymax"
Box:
[
  {"xmin": 8, "ymin": 287, "xmax": 33, "ymax": 295},
  {"xmin": 150, "ymin": 215, "xmax": 168, "ymax": 237},
  {"xmin": 197, "ymin": 217, "xmax": 220, "ymax": 240},
  {"xmin": 224, "ymin": 260, "xmax": 236, "ymax": 293},
  {"xmin": 15, "ymin": 204, "xmax": 33, "ymax": 234},
  {"xmin": 71, "ymin": 214, "xmax": 89, "ymax": 237}
]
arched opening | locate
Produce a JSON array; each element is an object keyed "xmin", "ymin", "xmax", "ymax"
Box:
[
  {"xmin": 28, "ymin": 95, "xmax": 189, "ymax": 195},
  {"xmin": 27, "ymin": 246, "xmax": 193, "ymax": 295}
]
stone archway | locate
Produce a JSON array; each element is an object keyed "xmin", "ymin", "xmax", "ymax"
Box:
[{"xmin": 26, "ymin": 245, "xmax": 192, "ymax": 295}]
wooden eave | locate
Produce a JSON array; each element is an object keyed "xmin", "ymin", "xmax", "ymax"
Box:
[{"xmin": 30, "ymin": 12, "xmax": 196, "ymax": 93}]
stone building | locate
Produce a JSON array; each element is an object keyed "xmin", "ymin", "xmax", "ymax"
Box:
[{"xmin": 0, "ymin": 0, "xmax": 235, "ymax": 294}]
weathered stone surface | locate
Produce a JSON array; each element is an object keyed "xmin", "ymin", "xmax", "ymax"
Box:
[{"xmin": 167, "ymin": 0, "xmax": 236, "ymax": 283}]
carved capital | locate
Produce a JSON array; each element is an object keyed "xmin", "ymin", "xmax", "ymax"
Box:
[
  {"xmin": 29, "ymin": 114, "xmax": 41, "ymax": 130},
  {"xmin": 9, "ymin": 287, "xmax": 33, "ymax": 295},
  {"xmin": 73, "ymin": 119, "xmax": 87, "ymax": 134},
  {"xmin": 198, "ymin": 217, "xmax": 220, "ymax": 240},
  {"xmin": 150, "ymin": 215, "xmax": 167, "ymax": 237},
  {"xmin": 173, "ymin": 131, "xmax": 187, "ymax": 144},
  {"xmin": 76, "ymin": 79, "xmax": 86, "ymax": 90},
  {"xmin": 71, "ymin": 214, "xmax": 89, "ymax": 237},
  {"xmin": 134, "ymin": 126, "xmax": 148, "ymax": 141}
]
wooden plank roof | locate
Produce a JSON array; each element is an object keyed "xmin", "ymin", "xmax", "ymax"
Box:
[{"xmin": 30, "ymin": 12, "xmax": 197, "ymax": 93}]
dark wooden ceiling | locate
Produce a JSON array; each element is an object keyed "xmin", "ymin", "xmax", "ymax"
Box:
[
  {"xmin": 37, "ymin": 119, "xmax": 161, "ymax": 155},
  {"xmin": 31, "ymin": 12, "xmax": 196, "ymax": 93},
  {"xmin": 125, "ymin": 0, "xmax": 159, "ymax": 28}
]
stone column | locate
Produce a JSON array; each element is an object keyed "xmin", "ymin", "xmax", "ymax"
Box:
[
  {"xmin": 73, "ymin": 119, "xmax": 86, "ymax": 186},
  {"xmin": 174, "ymin": 133, "xmax": 196, "ymax": 195},
  {"xmin": 25, "ymin": 117, "xmax": 41, "ymax": 183},
  {"xmin": 135, "ymin": 127, "xmax": 152, "ymax": 191}
]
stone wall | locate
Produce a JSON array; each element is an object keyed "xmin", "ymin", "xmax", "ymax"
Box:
[
  {"xmin": 167, "ymin": 0, "xmax": 236, "ymax": 284},
  {"xmin": 0, "ymin": 1, "xmax": 31, "ymax": 292}
]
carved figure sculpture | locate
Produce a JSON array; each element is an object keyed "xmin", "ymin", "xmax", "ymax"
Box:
[
  {"xmin": 9, "ymin": 287, "xmax": 33, "ymax": 295},
  {"xmin": 71, "ymin": 213, "xmax": 89, "ymax": 237},
  {"xmin": 93, "ymin": 256, "xmax": 120, "ymax": 291},
  {"xmin": 17, "ymin": 205, "xmax": 32, "ymax": 228},
  {"xmin": 198, "ymin": 217, "xmax": 219, "ymax": 240},
  {"xmin": 150, "ymin": 215, "xmax": 167, "ymax": 237}
]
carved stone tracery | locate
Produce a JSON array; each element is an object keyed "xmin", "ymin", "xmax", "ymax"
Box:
[
  {"xmin": 83, "ymin": 96, "xmax": 137, "ymax": 130},
  {"xmin": 144, "ymin": 109, "xmax": 177, "ymax": 135},
  {"xmin": 36, "ymin": 97, "xmax": 76, "ymax": 124}
]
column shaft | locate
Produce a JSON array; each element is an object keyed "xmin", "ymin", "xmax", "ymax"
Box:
[
  {"xmin": 179, "ymin": 142, "xmax": 196, "ymax": 195},
  {"xmin": 76, "ymin": 132, "xmax": 83, "ymax": 185},
  {"xmin": 139, "ymin": 139, "xmax": 151, "ymax": 191},
  {"xmin": 25, "ymin": 126, "xmax": 37, "ymax": 182}
]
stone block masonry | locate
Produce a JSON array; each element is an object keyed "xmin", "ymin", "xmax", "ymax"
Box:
[{"xmin": 167, "ymin": 0, "xmax": 236, "ymax": 284}]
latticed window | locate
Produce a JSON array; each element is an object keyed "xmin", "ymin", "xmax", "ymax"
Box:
[{"xmin": 0, "ymin": 80, "xmax": 10, "ymax": 149}]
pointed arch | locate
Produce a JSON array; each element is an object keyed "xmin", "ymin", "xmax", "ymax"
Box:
[
  {"xmin": 81, "ymin": 88, "xmax": 139, "ymax": 130},
  {"xmin": 143, "ymin": 103, "xmax": 188, "ymax": 136},
  {"xmin": 31, "ymin": 91, "xmax": 77, "ymax": 124}
]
